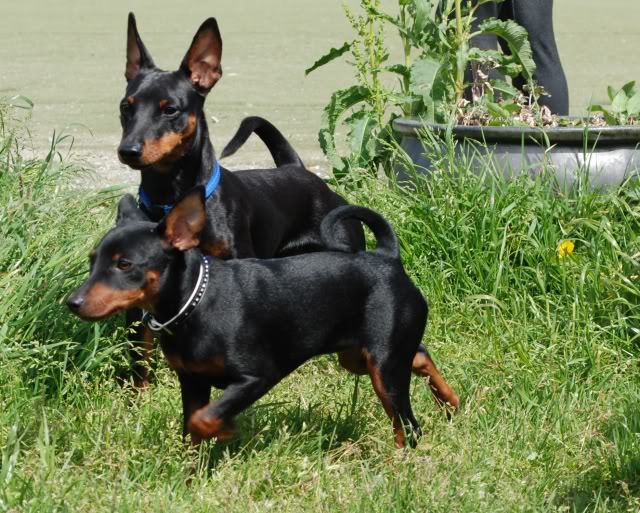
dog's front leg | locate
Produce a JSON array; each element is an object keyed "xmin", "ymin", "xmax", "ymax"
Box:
[
  {"xmin": 178, "ymin": 373, "xmax": 212, "ymax": 441},
  {"xmin": 126, "ymin": 308, "xmax": 154, "ymax": 388},
  {"xmin": 187, "ymin": 374, "xmax": 276, "ymax": 442}
]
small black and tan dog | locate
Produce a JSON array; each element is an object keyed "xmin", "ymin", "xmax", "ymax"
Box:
[
  {"xmin": 119, "ymin": 13, "xmax": 362, "ymax": 257},
  {"xmin": 118, "ymin": 13, "xmax": 364, "ymax": 384},
  {"xmin": 67, "ymin": 190, "xmax": 459, "ymax": 448}
]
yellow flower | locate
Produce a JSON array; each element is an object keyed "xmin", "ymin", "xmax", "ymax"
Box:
[{"xmin": 557, "ymin": 240, "xmax": 575, "ymax": 258}]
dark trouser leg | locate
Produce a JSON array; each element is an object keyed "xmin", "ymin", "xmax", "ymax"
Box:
[{"xmin": 501, "ymin": 0, "xmax": 569, "ymax": 114}]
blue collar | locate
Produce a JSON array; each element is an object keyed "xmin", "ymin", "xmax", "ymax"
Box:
[{"xmin": 138, "ymin": 160, "xmax": 221, "ymax": 215}]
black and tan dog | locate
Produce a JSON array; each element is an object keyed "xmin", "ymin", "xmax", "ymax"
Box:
[
  {"xmin": 67, "ymin": 189, "xmax": 459, "ymax": 448},
  {"xmin": 118, "ymin": 14, "xmax": 364, "ymax": 384}
]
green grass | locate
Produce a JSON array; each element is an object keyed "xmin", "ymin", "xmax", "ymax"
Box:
[{"xmin": 1, "ymin": 101, "xmax": 639, "ymax": 513}]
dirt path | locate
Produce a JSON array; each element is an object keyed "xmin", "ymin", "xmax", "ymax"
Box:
[{"xmin": 1, "ymin": 0, "xmax": 639, "ymax": 186}]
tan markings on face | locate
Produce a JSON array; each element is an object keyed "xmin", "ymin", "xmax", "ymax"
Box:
[
  {"xmin": 140, "ymin": 113, "xmax": 197, "ymax": 166},
  {"xmin": 140, "ymin": 270, "xmax": 161, "ymax": 310},
  {"xmin": 127, "ymin": 96, "xmax": 135, "ymax": 105},
  {"xmin": 80, "ymin": 282, "xmax": 145, "ymax": 319},
  {"xmin": 159, "ymin": 99, "xmax": 169, "ymax": 109},
  {"xmin": 165, "ymin": 354, "xmax": 225, "ymax": 376},
  {"xmin": 201, "ymin": 240, "xmax": 230, "ymax": 259},
  {"xmin": 111, "ymin": 253, "xmax": 122, "ymax": 263},
  {"xmin": 79, "ymin": 270, "xmax": 161, "ymax": 319}
]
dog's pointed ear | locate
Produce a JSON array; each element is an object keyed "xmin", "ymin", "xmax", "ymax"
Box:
[
  {"xmin": 158, "ymin": 187, "xmax": 206, "ymax": 250},
  {"xmin": 180, "ymin": 18, "xmax": 222, "ymax": 94},
  {"xmin": 116, "ymin": 194, "xmax": 148, "ymax": 225},
  {"xmin": 125, "ymin": 12, "xmax": 156, "ymax": 82}
]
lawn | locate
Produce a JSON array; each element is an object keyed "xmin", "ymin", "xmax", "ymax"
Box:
[{"xmin": 1, "ymin": 101, "xmax": 639, "ymax": 513}]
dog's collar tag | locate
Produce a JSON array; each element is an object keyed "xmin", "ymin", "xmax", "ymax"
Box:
[
  {"xmin": 142, "ymin": 255, "xmax": 210, "ymax": 334},
  {"xmin": 138, "ymin": 160, "xmax": 221, "ymax": 216}
]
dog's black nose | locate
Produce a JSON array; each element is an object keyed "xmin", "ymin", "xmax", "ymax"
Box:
[
  {"xmin": 66, "ymin": 295, "xmax": 84, "ymax": 312},
  {"xmin": 118, "ymin": 143, "xmax": 142, "ymax": 161}
]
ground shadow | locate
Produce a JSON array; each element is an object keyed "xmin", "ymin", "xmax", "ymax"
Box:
[{"xmin": 197, "ymin": 390, "xmax": 371, "ymax": 471}]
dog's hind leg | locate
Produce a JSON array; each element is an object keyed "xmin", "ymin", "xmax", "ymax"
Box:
[
  {"xmin": 412, "ymin": 345, "xmax": 459, "ymax": 410},
  {"xmin": 364, "ymin": 349, "xmax": 421, "ymax": 448}
]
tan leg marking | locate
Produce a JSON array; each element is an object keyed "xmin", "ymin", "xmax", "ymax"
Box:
[{"xmin": 412, "ymin": 351, "xmax": 459, "ymax": 409}]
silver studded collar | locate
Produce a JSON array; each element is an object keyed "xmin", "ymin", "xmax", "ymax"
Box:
[{"xmin": 142, "ymin": 255, "xmax": 210, "ymax": 335}]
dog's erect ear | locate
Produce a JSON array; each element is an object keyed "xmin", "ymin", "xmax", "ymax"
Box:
[
  {"xmin": 158, "ymin": 187, "xmax": 206, "ymax": 251},
  {"xmin": 180, "ymin": 18, "xmax": 222, "ymax": 94},
  {"xmin": 116, "ymin": 194, "xmax": 148, "ymax": 225},
  {"xmin": 125, "ymin": 12, "xmax": 156, "ymax": 82}
]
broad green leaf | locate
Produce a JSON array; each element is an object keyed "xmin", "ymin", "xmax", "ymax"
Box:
[
  {"xmin": 622, "ymin": 81, "xmax": 637, "ymax": 97},
  {"xmin": 386, "ymin": 64, "xmax": 410, "ymax": 80},
  {"xmin": 387, "ymin": 92, "xmax": 417, "ymax": 104},
  {"xmin": 410, "ymin": 56, "xmax": 443, "ymax": 103},
  {"xmin": 412, "ymin": 0, "xmax": 431, "ymax": 33},
  {"xmin": 611, "ymin": 89, "xmax": 629, "ymax": 114},
  {"xmin": 497, "ymin": 62, "xmax": 523, "ymax": 77},
  {"xmin": 491, "ymin": 80, "xmax": 519, "ymax": 99},
  {"xmin": 345, "ymin": 111, "xmax": 377, "ymax": 167},
  {"xmin": 305, "ymin": 42, "xmax": 352, "ymax": 76},
  {"xmin": 420, "ymin": 96, "xmax": 436, "ymax": 123},
  {"xmin": 468, "ymin": 48, "xmax": 522, "ymax": 78},
  {"xmin": 502, "ymin": 102, "xmax": 522, "ymax": 114},
  {"xmin": 318, "ymin": 86, "xmax": 371, "ymax": 174},
  {"xmin": 626, "ymin": 93, "xmax": 640, "ymax": 116},
  {"xmin": 487, "ymin": 101, "xmax": 512, "ymax": 122},
  {"xmin": 7, "ymin": 95, "xmax": 34, "ymax": 109},
  {"xmin": 479, "ymin": 19, "xmax": 536, "ymax": 82},
  {"xmin": 589, "ymin": 104, "xmax": 618, "ymax": 124},
  {"xmin": 607, "ymin": 86, "xmax": 617, "ymax": 102}
]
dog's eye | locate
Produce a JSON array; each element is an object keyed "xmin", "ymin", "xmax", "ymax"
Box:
[
  {"xmin": 116, "ymin": 259, "xmax": 133, "ymax": 271},
  {"xmin": 163, "ymin": 106, "xmax": 180, "ymax": 117},
  {"xmin": 120, "ymin": 103, "xmax": 131, "ymax": 116}
]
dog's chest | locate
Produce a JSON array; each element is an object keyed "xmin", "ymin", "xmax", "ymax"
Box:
[{"xmin": 163, "ymin": 352, "xmax": 226, "ymax": 377}]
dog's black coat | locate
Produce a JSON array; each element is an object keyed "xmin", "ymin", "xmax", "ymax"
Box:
[
  {"xmin": 67, "ymin": 190, "xmax": 459, "ymax": 448},
  {"xmin": 118, "ymin": 14, "xmax": 364, "ymax": 384},
  {"xmin": 119, "ymin": 13, "xmax": 363, "ymax": 257}
]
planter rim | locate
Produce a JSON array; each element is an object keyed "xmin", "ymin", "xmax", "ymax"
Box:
[{"xmin": 393, "ymin": 117, "xmax": 640, "ymax": 145}]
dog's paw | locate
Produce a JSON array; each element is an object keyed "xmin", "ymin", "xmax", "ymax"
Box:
[{"xmin": 188, "ymin": 408, "xmax": 235, "ymax": 442}]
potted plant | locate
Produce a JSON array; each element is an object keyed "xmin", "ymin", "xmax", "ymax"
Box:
[{"xmin": 307, "ymin": 0, "xmax": 640, "ymax": 187}]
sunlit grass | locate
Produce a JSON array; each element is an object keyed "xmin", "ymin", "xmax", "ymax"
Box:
[{"xmin": 1, "ymin": 101, "xmax": 639, "ymax": 512}]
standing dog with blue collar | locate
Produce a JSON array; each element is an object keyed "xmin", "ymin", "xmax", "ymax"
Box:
[{"xmin": 116, "ymin": 14, "xmax": 365, "ymax": 386}]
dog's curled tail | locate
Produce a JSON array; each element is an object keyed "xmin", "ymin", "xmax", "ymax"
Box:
[
  {"xmin": 320, "ymin": 205, "xmax": 400, "ymax": 260},
  {"xmin": 220, "ymin": 116, "xmax": 304, "ymax": 168}
]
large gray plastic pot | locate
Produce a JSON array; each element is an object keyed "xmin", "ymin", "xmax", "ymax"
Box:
[{"xmin": 393, "ymin": 118, "xmax": 640, "ymax": 188}]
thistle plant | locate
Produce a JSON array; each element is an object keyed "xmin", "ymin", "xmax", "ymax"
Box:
[{"xmin": 307, "ymin": 0, "xmax": 538, "ymax": 179}]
